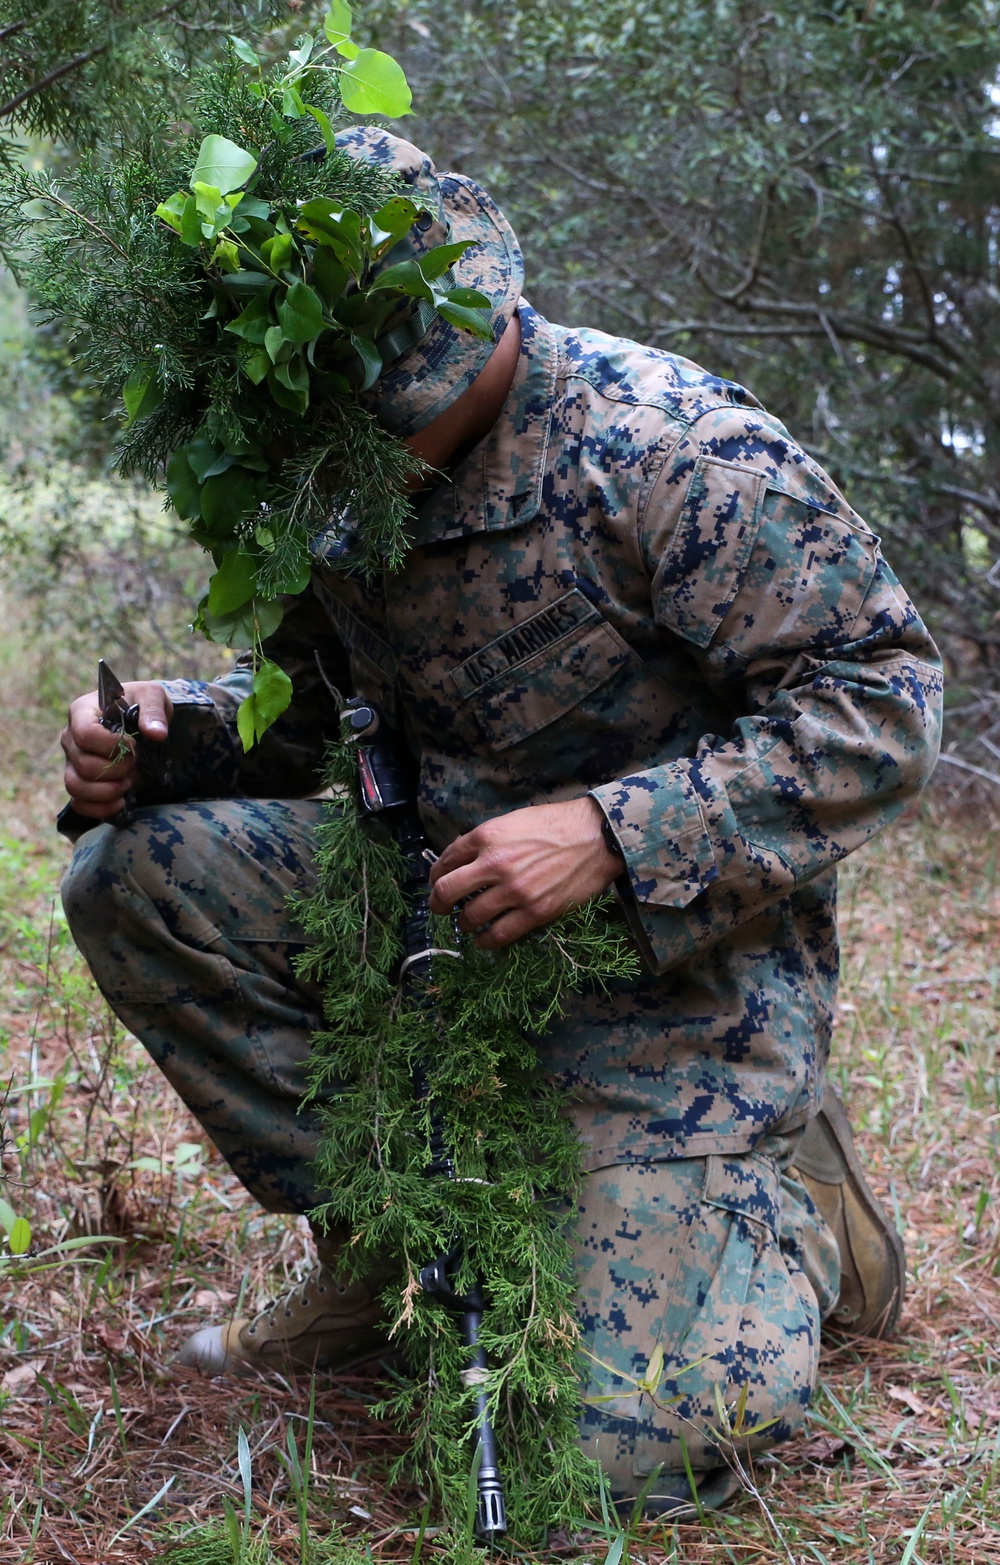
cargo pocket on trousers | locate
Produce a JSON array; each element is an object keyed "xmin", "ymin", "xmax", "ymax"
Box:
[{"xmin": 631, "ymin": 1155, "xmax": 782, "ymax": 1477}]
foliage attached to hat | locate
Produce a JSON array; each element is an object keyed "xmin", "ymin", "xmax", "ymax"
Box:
[{"xmin": 0, "ymin": 4, "xmax": 492, "ymax": 746}]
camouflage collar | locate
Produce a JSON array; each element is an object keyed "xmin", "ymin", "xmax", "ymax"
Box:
[{"xmin": 407, "ymin": 301, "xmax": 556, "ymax": 547}]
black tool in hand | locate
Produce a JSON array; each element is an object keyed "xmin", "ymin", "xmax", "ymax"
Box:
[
  {"xmin": 342, "ymin": 697, "xmax": 507, "ymax": 1540},
  {"xmin": 56, "ymin": 659, "xmax": 164, "ymax": 842}
]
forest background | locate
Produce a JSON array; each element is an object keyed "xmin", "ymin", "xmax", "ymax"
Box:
[{"xmin": 1, "ymin": 2, "xmax": 999, "ymax": 1563}]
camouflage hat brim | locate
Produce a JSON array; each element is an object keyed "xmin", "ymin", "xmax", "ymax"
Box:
[{"xmin": 336, "ymin": 127, "xmax": 524, "ymax": 438}]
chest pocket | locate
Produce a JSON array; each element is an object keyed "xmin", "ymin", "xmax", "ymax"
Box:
[
  {"xmin": 450, "ymin": 588, "xmax": 636, "ymax": 750},
  {"xmin": 653, "ymin": 455, "xmax": 878, "ymax": 672}
]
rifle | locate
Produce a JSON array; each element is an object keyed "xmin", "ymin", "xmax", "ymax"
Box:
[{"xmin": 341, "ymin": 698, "xmax": 507, "ymax": 1540}]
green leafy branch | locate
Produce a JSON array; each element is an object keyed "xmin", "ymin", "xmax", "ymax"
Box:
[
  {"xmin": 130, "ymin": 6, "xmax": 493, "ymax": 748},
  {"xmin": 233, "ymin": 0, "xmax": 412, "ymax": 121}
]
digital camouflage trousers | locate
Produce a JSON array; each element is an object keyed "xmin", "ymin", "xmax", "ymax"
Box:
[{"xmin": 62, "ymin": 798, "xmax": 840, "ymax": 1504}]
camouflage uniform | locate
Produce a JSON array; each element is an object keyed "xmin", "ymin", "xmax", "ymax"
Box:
[{"xmin": 63, "ymin": 297, "xmax": 942, "ymax": 1502}]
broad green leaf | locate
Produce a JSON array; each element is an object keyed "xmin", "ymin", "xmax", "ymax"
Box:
[
  {"xmin": 261, "ymin": 231, "xmax": 294, "ymax": 273},
  {"xmin": 207, "ymin": 548, "xmax": 259, "ymax": 615},
  {"xmin": 275, "ymin": 353, "xmax": 310, "ymax": 393},
  {"xmin": 219, "ymin": 270, "xmax": 275, "ymax": 297},
  {"xmin": 272, "ymin": 548, "xmax": 313, "ymax": 595},
  {"xmin": 192, "ymin": 181, "xmax": 224, "ymax": 222},
  {"xmin": 370, "ymin": 195, "xmax": 421, "ymax": 252},
  {"xmin": 266, "ymin": 369, "xmax": 309, "ymax": 414},
  {"xmin": 305, "ymin": 103, "xmax": 336, "ymax": 155},
  {"xmin": 335, "ymin": 37, "xmax": 359, "ymax": 60},
  {"xmin": 0, "ymin": 1197, "xmax": 17, "ymax": 1234},
  {"xmin": 312, "ymin": 247, "xmax": 349, "ymax": 307},
  {"xmin": 288, "ymin": 35, "xmax": 313, "ymax": 68},
  {"xmin": 418, "ymin": 239, "xmax": 477, "ymax": 281},
  {"xmin": 243, "ymin": 349, "xmax": 270, "ymax": 384},
  {"xmin": 436, "ymin": 298, "xmax": 494, "ymax": 340},
  {"xmin": 229, "ymin": 36, "xmax": 260, "ymax": 67},
  {"xmin": 185, "ymin": 431, "xmax": 230, "ymax": 483},
  {"xmin": 444, "ymin": 284, "xmax": 493, "ymax": 308},
  {"xmin": 264, "ymin": 324, "xmax": 286, "ymax": 363},
  {"xmin": 350, "ymin": 333, "xmax": 382, "ymax": 391},
  {"xmin": 255, "ymin": 659, "xmax": 293, "ymax": 727},
  {"xmin": 200, "ymin": 467, "xmax": 260, "ymax": 532},
  {"xmin": 9, "ymin": 1217, "xmax": 31, "ymax": 1256},
  {"xmin": 323, "ymin": 0, "xmax": 352, "ymax": 45},
  {"xmin": 233, "ymin": 194, "xmax": 271, "ymax": 220},
  {"xmin": 179, "ymin": 194, "xmax": 203, "ymax": 248},
  {"xmin": 368, "ymin": 258, "xmax": 433, "ymax": 302},
  {"xmin": 213, "ymin": 239, "xmax": 241, "ymax": 274},
  {"xmin": 282, "ymin": 85, "xmax": 305, "ymax": 119},
  {"xmin": 339, "ymin": 48, "xmax": 412, "ymax": 118},
  {"xmin": 200, "ymin": 597, "xmax": 283, "ymax": 649},
  {"xmin": 296, "ymin": 202, "xmax": 363, "ymax": 266},
  {"xmin": 154, "ymin": 190, "xmax": 186, "ymax": 233},
  {"xmin": 225, "ymin": 293, "xmax": 273, "ymax": 345},
  {"xmin": 122, "ymin": 368, "xmax": 163, "ymax": 423},
  {"xmin": 165, "ymin": 451, "xmax": 201, "ymax": 520},
  {"xmin": 190, "ymin": 135, "xmax": 258, "ymax": 196},
  {"xmin": 237, "ymin": 658, "xmax": 294, "ymax": 750},
  {"xmin": 278, "ymin": 281, "xmax": 327, "ymax": 342}
]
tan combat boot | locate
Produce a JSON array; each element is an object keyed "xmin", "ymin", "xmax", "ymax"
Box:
[
  {"xmin": 175, "ymin": 1228, "xmax": 395, "ymax": 1377},
  {"xmin": 790, "ymin": 1088, "xmax": 905, "ymax": 1338}
]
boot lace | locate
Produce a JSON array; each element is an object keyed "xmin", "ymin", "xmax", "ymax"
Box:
[{"xmin": 244, "ymin": 1263, "xmax": 351, "ymax": 1336}]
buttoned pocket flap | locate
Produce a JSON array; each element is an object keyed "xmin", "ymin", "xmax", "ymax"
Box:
[{"xmin": 451, "ymin": 589, "xmax": 637, "ymax": 750}]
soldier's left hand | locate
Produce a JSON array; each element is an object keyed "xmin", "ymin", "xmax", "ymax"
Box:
[{"xmin": 427, "ymin": 797, "xmax": 625, "ymax": 949}]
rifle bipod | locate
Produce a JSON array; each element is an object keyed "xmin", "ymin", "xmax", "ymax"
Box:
[{"xmin": 342, "ymin": 699, "xmax": 508, "ymax": 1541}]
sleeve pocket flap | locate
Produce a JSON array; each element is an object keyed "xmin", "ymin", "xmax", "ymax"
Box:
[{"xmin": 654, "ymin": 457, "xmax": 767, "ymax": 648}]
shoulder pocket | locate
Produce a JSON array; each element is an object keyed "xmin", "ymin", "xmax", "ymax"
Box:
[
  {"xmin": 654, "ymin": 457, "xmax": 767, "ymax": 648},
  {"xmin": 450, "ymin": 588, "xmax": 636, "ymax": 750},
  {"xmin": 654, "ymin": 457, "xmax": 878, "ymax": 665}
]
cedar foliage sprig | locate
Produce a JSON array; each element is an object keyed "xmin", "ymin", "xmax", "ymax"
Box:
[
  {"xmin": 0, "ymin": 5, "xmax": 492, "ymax": 748},
  {"xmin": 291, "ymin": 735, "xmax": 642, "ymax": 1549}
]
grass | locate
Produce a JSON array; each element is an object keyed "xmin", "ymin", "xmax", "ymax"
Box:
[{"xmin": 1, "ymin": 585, "xmax": 999, "ymax": 1560}]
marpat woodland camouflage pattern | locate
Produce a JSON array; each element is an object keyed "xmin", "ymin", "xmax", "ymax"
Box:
[{"xmin": 63, "ymin": 299, "xmax": 942, "ymax": 1501}]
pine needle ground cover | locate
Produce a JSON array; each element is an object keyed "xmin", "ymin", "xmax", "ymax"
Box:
[{"xmin": 1, "ymin": 576, "xmax": 998, "ymax": 1564}]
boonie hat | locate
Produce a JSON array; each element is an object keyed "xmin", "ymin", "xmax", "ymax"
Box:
[{"xmin": 336, "ymin": 126, "xmax": 524, "ymax": 437}]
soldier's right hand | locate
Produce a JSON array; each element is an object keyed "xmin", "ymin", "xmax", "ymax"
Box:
[{"xmin": 61, "ymin": 682, "xmax": 173, "ymax": 820}]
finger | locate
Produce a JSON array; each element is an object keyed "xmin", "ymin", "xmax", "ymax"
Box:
[
  {"xmin": 428, "ymin": 857, "xmax": 503, "ymax": 915},
  {"xmin": 63, "ymin": 712, "xmax": 123, "ymax": 762},
  {"xmin": 70, "ymin": 796, "xmax": 132, "ymax": 822},
  {"xmin": 428, "ymin": 832, "xmax": 480, "ymax": 885},
  {"xmin": 473, "ymin": 906, "xmax": 542, "ymax": 950},
  {"xmin": 455, "ymin": 884, "xmax": 520, "ymax": 933},
  {"xmin": 136, "ymin": 683, "xmax": 171, "ymax": 739},
  {"xmin": 63, "ymin": 742, "xmax": 136, "ymax": 783},
  {"xmin": 63, "ymin": 764, "xmax": 132, "ymax": 805}
]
